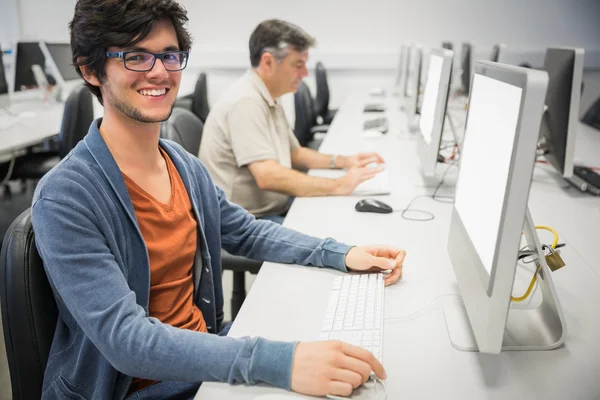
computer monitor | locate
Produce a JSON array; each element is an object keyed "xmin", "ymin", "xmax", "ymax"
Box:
[
  {"xmin": 442, "ymin": 41, "xmax": 453, "ymax": 51},
  {"xmin": 417, "ymin": 49, "xmax": 453, "ymax": 177},
  {"xmin": 0, "ymin": 44, "xmax": 8, "ymax": 95},
  {"xmin": 395, "ymin": 45, "xmax": 409, "ymax": 89},
  {"xmin": 402, "ymin": 45, "xmax": 414, "ymax": 99},
  {"xmin": 14, "ymin": 42, "xmax": 46, "ymax": 91},
  {"xmin": 460, "ymin": 42, "xmax": 472, "ymax": 94},
  {"xmin": 405, "ymin": 46, "xmax": 422, "ymax": 123},
  {"xmin": 39, "ymin": 42, "xmax": 80, "ymax": 86},
  {"xmin": 447, "ymin": 61, "xmax": 565, "ymax": 353},
  {"xmin": 538, "ymin": 47, "xmax": 584, "ymax": 179},
  {"xmin": 490, "ymin": 44, "xmax": 506, "ymax": 63}
]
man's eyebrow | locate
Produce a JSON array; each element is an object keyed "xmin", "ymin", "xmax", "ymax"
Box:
[{"xmin": 121, "ymin": 45, "xmax": 181, "ymax": 52}]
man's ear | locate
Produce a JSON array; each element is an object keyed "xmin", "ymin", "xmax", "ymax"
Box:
[
  {"xmin": 77, "ymin": 57, "xmax": 101, "ymax": 87},
  {"xmin": 260, "ymin": 52, "xmax": 274, "ymax": 73}
]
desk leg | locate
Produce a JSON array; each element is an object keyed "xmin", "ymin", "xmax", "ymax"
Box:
[{"xmin": 231, "ymin": 271, "xmax": 246, "ymax": 320}]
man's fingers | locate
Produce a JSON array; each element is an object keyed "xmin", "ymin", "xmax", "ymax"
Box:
[
  {"xmin": 332, "ymin": 368, "xmax": 365, "ymax": 388},
  {"xmin": 341, "ymin": 343, "xmax": 386, "ymax": 379},
  {"xmin": 357, "ymin": 157, "xmax": 380, "ymax": 167},
  {"xmin": 327, "ymin": 381, "xmax": 354, "ymax": 397},
  {"xmin": 384, "ymin": 264, "xmax": 403, "ymax": 286},
  {"xmin": 370, "ymin": 254, "xmax": 398, "ymax": 271}
]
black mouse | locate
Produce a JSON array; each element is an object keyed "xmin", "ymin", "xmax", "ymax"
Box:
[{"xmin": 355, "ymin": 198, "xmax": 393, "ymax": 214}]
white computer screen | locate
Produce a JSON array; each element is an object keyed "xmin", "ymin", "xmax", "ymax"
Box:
[
  {"xmin": 454, "ymin": 73, "xmax": 523, "ymax": 277},
  {"xmin": 419, "ymin": 54, "xmax": 443, "ymax": 144}
]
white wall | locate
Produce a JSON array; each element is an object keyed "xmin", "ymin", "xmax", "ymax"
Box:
[{"xmin": 13, "ymin": 0, "xmax": 600, "ymax": 107}]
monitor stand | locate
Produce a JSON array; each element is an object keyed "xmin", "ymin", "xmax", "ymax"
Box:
[
  {"xmin": 0, "ymin": 94, "xmax": 9, "ymax": 110},
  {"xmin": 443, "ymin": 208, "xmax": 567, "ymax": 352}
]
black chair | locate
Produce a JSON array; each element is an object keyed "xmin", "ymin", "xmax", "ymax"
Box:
[
  {"xmin": 174, "ymin": 73, "xmax": 210, "ymax": 123},
  {"xmin": 220, "ymin": 251, "xmax": 262, "ymax": 321},
  {"xmin": 10, "ymin": 84, "xmax": 94, "ymax": 180},
  {"xmin": 294, "ymin": 81, "xmax": 328, "ymax": 150},
  {"xmin": 314, "ymin": 62, "xmax": 337, "ymax": 125},
  {"xmin": 160, "ymin": 107, "xmax": 204, "ymax": 155},
  {"xmin": 0, "ymin": 208, "xmax": 58, "ymax": 399},
  {"xmin": 191, "ymin": 73, "xmax": 210, "ymax": 123}
]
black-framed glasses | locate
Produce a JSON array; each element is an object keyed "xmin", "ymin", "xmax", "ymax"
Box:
[{"xmin": 105, "ymin": 51, "xmax": 189, "ymax": 72}]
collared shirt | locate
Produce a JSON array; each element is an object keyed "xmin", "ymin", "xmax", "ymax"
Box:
[{"xmin": 199, "ymin": 70, "xmax": 300, "ymax": 217}]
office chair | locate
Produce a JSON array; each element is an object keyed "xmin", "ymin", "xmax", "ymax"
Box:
[
  {"xmin": 582, "ymin": 96, "xmax": 600, "ymax": 130},
  {"xmin": 294, "ymin": 81, "xmax": 329, "ymax": 150},
  {"xmin": 314, "ymin": 62, "xmax": 337, "ymax": 125},
  {"xmin": 10, "ymin": 84, "xmax": 93, "ymax": 180},
  {"xmin": 160, "ymin": 107, "xmax": 204, "ymax": 155},
  {"xmin": 0, "ymin": 208, "xmax": 58, "ymax": 400},
  {"xmin": 174, "ymin": 73, "xmax": 210, "ymax": 123},
  {"xmin": 191, "ymin": 73, "xmax": 210, "ymax": 123}
]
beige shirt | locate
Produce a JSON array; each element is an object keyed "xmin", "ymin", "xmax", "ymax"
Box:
[{"xmin": 199, "ymin": 70, "xmax": 300, "ymax": 217}]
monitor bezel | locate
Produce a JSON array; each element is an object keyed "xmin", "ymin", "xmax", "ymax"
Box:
[{"xmin": 417, "ymin": 48, "xmax": 454, "ymax": 177}]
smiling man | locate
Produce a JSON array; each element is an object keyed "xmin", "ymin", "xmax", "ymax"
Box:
[
  {"xmin": 31, "ymin": 2, "xmax": 405, "ymax": 399},
  {"xmin": 199, "ymin": 20, "xmax": 384, "ymax": 224}
]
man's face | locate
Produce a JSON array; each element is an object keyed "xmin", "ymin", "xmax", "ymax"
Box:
[
  {"xmin": 101, "ymin": 19, "xmax": 182, "ymax": 124},
  {"xmin": 271, "ymin": 49, "xmax": 309, "ymax": 96}
]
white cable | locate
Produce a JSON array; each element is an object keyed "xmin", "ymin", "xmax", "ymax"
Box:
[
  {"xmin": 0, "ymin": 155, "xmax": 16, "ymax": 186},
  {"xmin": 385, "ymin": 293, "xmax": 463, "ymax": 323}
]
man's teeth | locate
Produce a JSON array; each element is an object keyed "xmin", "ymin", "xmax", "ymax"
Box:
[{"xmin": 139, "ymin": 89, "xmax": 167, "ymax": 96}]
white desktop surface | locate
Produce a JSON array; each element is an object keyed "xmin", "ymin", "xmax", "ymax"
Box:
[
  {"xmin": 0, "ymin": 78, "xmax": 201, "ymax": 157},
  {"xmin": 0, "ymin": 97, "xmax": 64, "ymax": 156},
  {"xmin": 197, "ymin": 92, "xmax": 600, "ymax": 399}
]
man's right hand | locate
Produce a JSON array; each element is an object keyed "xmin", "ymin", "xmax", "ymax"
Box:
[
  {"xmin": 333, "ymin": 161, "xmax": 384, "ymax": 195},
  {"xmin": 290, "ymin": 340, "xmax": 386, "ymax": 397}
]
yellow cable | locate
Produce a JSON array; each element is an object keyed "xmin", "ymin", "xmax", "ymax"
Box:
[
  {"xmin": 534, "ymin": 225, "xmax": 558, "ymax": 249},
  {"xmin": 511, "ymin": 226, "xmax": 558, "ymax": 302}
]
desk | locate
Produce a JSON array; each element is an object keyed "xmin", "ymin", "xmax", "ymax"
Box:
[
  {"xmin": 197, "ymin": 92, "xmax": 600, "ymax": 399},
  {"xmin": 197, "ymin": 90, "xmax": 600, "ymax": 399},
  {"xmin": 0, "ymin": 100, "xmax": 65, "ymax": 157}
]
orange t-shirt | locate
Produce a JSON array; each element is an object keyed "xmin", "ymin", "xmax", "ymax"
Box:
[{"xmin": 124, "ymin": 148, "xmax": 207, "ymax": 393}]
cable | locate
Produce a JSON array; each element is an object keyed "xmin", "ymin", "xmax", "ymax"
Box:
[
  {"xmin": 0, "ymin": 156, "xmax": 16, "ymax": 186},
  {"xmin": 535, "ymin": 225, "xmax": 559, "ymax": 249},
  {"xmin": 511, "ymin": 226, "xmax": 559, "ymax": 302},
  {"xmin": 326, "ymin": 375, "xmax": 387, "ymax": 400},
  {"xmin": 393, "ymin": 195, "xmax": 436, "ymax": 221},
  {"xmin": 391, "ymin": 162, "xmax": 458, "ymax": 221},
  {"xmin": 385, "ymin": 294, "xmax": 463, "ymax": 323}
]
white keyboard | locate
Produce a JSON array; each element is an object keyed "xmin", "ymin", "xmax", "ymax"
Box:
[
  {"xmin": 320, "ymin": 274, "xmax": 385, "ymax": 361},
  {"xmin": 353, "ymin": 169, "xmax": 391, "ymax": 196}
]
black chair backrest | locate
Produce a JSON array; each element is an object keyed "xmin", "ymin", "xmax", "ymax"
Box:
[
  {"xmin": 191, "ymin": 73, "xmax": 210, "ymax": 123},
  {"xmin": 58, "ymin": 84, "xmax": 94, "ymax": 158},
  {"xmin": 160, "ymin": 107, "xmax": 204, "ymax": 154},
  {"xmin": 314, "ymin": 61, "xmax": 330, "ymax": 119},
  {"xmin": 0, "ymin": 208, "xmax": 58, "ymax": 399},
  {"xmin": 294, "ymin": 81, "xmax": 317, "ymax": 147}
]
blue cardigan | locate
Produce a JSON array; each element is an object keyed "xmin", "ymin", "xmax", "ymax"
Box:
[{"xmin": 32, "ymin": 119, "xmax": 351, "ymax": 399}]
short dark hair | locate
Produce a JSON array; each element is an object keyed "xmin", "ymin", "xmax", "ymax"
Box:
[
  {"xmin": 70, "ymin": 0, "xmax": 193, "ymax": 105},
  {"xmin": 249, "ymin": 19, "xmax": 316, "ymax": 68}
]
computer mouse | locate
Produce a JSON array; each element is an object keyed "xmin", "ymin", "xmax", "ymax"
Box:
[
  {"xmin": 355, "ymin": 198, "xmax": 393, "ymax": 214},
  {"xmin": 361, "ymin": 129, "xmax": 384, "ymax": 139}
]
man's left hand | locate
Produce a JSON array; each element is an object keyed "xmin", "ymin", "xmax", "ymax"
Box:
[
  {"xmin": 341, "ymin": 152, "xmax": 385, "ymax": 168},
  {"xmin": 345, "ymin": 245, "xmax": 406, "ymax": 286}
]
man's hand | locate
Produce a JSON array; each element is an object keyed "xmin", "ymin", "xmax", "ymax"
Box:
[
  {"xmin": 345, "ymin": 245, "xmax": 406, "ymax": 286},
  {"xmin": 332, "ymin": 161, "xmax": 384, "ymax": 195},
  {"xmin": 340, "ymin": 152, "xmax": 385, "ymax": 168},
  {"xmin": 290, "ymin": 340, "xmax": 386, "ymax": 397}
]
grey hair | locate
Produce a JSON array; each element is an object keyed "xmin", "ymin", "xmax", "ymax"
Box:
[{"xmin": 249, "ymin": 20, "xmax": 316, "ymax": 67}]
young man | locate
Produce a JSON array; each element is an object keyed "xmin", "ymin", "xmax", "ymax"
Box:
[
  {"xmin": 31, "ymin": 1, "xmax": 405, "ymax": 399},
  {"xmin": 199, "ymin": 20, "xmax": 385, "ymax": 223}
]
